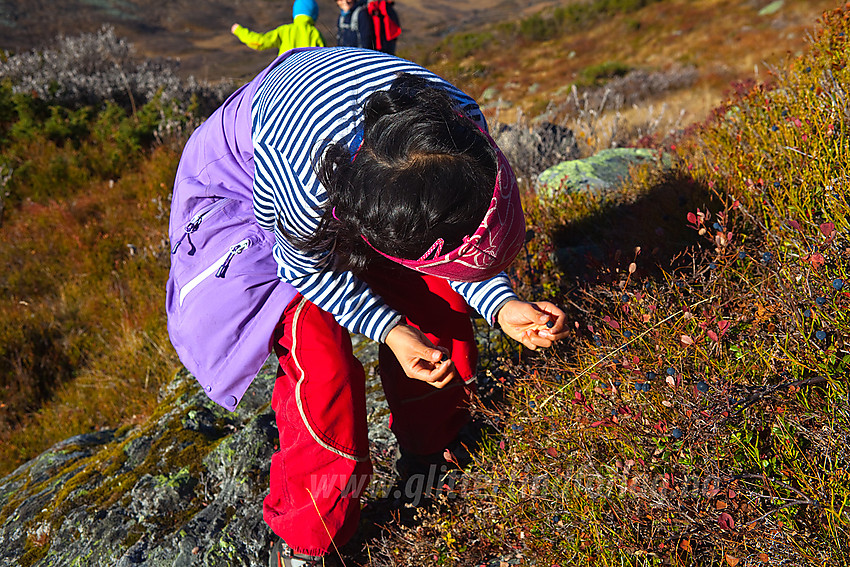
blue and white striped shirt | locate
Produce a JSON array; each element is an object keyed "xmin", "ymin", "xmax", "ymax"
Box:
[{"xmin": 252, "ymin": 47, "xmax": 518, "ymax": 342}]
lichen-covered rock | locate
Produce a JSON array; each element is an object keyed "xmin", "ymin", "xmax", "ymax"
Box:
[{"xmin": 536, "ymin": 147, "xmax": 671, "ymax": 198}]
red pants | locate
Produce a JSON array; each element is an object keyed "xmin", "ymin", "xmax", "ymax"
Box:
[{"xmin": 262, "ymin": 264, "xmax": 478, "ymax": 555}]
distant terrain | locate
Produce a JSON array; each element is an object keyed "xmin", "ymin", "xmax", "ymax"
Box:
[{"xmin": 0, "ymin": 0, "xmax": 554, "ymax": 81}]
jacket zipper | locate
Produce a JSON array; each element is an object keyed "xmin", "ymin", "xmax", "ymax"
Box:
[
  {"xmin": 179, "ymin": 238, "xmax": 252, "ymax": 307},
  {"xmin": 171, "ymin": 198, "xmax": 231, "ymax": 255}
]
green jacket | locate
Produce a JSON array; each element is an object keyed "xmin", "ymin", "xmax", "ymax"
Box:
[{"xmin": 232, "ymin": 15, "xmax": 325, "ymax": 55}]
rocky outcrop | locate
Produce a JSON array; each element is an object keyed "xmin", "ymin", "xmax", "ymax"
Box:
[
  {"xmin": 1, "ymin": 364, "xmax": 279, "ymax": 567},
  {"xmin": 0, "ymin": 336, "xmax": 388, "ymax": 567},
  {"xmin": 492, "ymin": 122, "xmax": 579, "ymax": 182}
]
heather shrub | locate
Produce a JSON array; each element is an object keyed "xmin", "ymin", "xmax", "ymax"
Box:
[
  {"xmin": 570, "ymin": 66, "xmax": 698, "ymax": 113},
  {"xmin": 0, "ymin": 143, "xmax": 181, "ymax": 470},
  {"xmin": 0, "ymin": 96, "xmax": 176, "ymax": 211},
  {"xmin": 0, "ymin": 25, "xmax": 232, "ymax": 117},
  {"xmin": 444, "ymin": 31, "xmax": 495, "ymax": 60},
  {"xmin": 514, "ymin": 0, "xmax": 664, "ymax": 43}
]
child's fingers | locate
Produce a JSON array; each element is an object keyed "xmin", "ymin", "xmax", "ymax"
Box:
[
  {"xmin": 426, "ymin": 346, "xmax": 450, "ymax": 363},
  {"xmin": 522, "ymin": 329, "xmax": 554, "ymax": 350},
  {"xmin": 409, "ymin": 357, "xmax": 456, "ymax": 388},
  {"xmin": 530, "ymin": 303, "xmax": 566, "ymax": 331}
]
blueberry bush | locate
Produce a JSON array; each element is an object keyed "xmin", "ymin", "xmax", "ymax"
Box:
[{"xmin": 370, "ymin": 5, "xmax": 850, "ymax": 566}]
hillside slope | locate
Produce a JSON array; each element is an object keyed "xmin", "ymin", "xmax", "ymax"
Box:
[
  {"xmin": 421, "ymin": 0, "xmax": 840, "ymax": 130},
  {"xmin": 0, "ymin": 0, "xmax": 557, "ymax": 81},
  {"xmin": 0, "ymin": 3, "xmax": 847, "ymax": 564}
]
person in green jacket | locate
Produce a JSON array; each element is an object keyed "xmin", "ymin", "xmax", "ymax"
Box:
[{"xmin": 231, "ymin": 0, "xmax": 326, "ymax": 55}]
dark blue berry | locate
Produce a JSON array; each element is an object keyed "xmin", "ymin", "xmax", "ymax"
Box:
[
  {"xmin": 624, "ymin": 330, "xmax": 632, "ymax": 338},
  {"xmin": 709, "ymin": 262, "xmax": 717, "ymax": 270},
  {"xmin": 697, "ymin": 381, "xmax": 709, "ymax": 392},
  {"xmin": 771, "ymin": 125, "xmax": 779, "ymax": 131},
  {"xmin": 773, "ymin": 181, "xmax": 781, "ymax": 187},
  {"xmin": 646, "ymin": 372, "xmax": 657, "ymax": 380},
  {"xmin": 713, "ymin": 222, "xmax": 722, "ymax": 231},
  {"xmin": 803, "ymin": 309, "xmax": 812, "ymax": 318},
  {"xmin": 762, "ymin": 252, "xmax": 772, "ymax": 263},
  {"xmin": 816, "ymin": 330, "xmax": 827, "ymax": 341},
  {"xmin": 832, "ymin": 279, "xmax": 844, "ymax": 291},
  {"xmin": 816, "ymin": 296, "xmax": 827, "ymax": 306},
  {"xmin": 666, "ymin": 367, "xmax": 675, "ymax": 376},
  {"xmin": 671, "ymin": 428, "xmax": 683, "ymax": 439},
  {"xmin": 738, "ymin": 251, "xmax": 747, "ymax": 260}
]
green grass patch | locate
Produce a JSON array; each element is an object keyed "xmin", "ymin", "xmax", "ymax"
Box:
[{"xmin": 577, "ymin": 61, "xmax": 632, "ymax": 87}]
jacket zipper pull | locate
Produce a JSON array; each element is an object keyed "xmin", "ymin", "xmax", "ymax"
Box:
[
  {"xmin": 171, "ymin": 215, "xmax": 204, "ymax": 254},
  {"xmin": 216, "ymin": 240, "xmax": 250, "ymax": 278}
]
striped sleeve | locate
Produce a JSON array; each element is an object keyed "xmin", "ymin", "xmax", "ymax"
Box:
[
  {"xmin": 450, "ymin": 274, "xmax": 519, "ymax": 326},
  {"xmin": 251, "ymin": 47, "xmax": 506, "ymax": 341}
]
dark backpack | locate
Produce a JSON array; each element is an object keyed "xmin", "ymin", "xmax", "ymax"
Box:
[{"xmin": 366, "ymin": 0, "xmax": 402, "ymax": 54}]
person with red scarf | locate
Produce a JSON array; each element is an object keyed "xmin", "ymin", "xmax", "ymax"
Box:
[{"xmin": 167, "ymin": 47, "xmax": 567, "ymax": 567}]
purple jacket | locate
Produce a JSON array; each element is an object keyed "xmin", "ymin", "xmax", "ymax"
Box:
[{"xmin": 165, "ymin": 52, "xmax": 306, "ymax": 410}]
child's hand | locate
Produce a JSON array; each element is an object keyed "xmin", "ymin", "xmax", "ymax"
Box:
[
  {"xmin": 496, "ymin": 300, "xmax": 567, "ymax": 350},
  {"xmin": 385, "ymin": 323, "xmax": 457, "ymax": 388},
  {"xmin": 231, "ymin": 23, "xmax": 240, "ymax": 34}
]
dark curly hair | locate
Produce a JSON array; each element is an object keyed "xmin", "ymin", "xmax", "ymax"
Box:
[{"xmin": 291, "ymin": 73, "xmax": 497, "ymax": 274}]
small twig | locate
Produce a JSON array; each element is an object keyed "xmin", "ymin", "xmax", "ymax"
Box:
[
  {"xmin": 729, "ymin": 375, "xmax": 828, "ymax": 417},
  {"xmin": 745, "ymin": 499, "xmax": 820, "ymax": 527},
  {"xmin": 306, "ymin": 487, "xmax": 348, "ymax": 566},
  {"xmin": 783, "ymin": 146, "xmax": 816, "ymax": 159}
]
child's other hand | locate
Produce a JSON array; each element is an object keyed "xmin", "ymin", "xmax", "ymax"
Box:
[
  {"xmin": 496, "ymin": 300, "xmax": 567, "ymax": 350},
  {"xmin": 385, "ymin": 323, "xmax": 457, "ymax": 388}
]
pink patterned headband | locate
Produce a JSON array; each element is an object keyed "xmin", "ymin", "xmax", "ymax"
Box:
[{"xmin": 362, "ymin": 129, "xmax": 525, "ymax": 283}]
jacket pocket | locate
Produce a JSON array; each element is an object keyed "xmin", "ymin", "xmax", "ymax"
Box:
[
  {"xmin": 171, "ymin": 197, "xmax": 232, "ymax": 255},
  {"xmin": 177, "ymin": 237, "xmax": 255, "ymax": 306}
]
